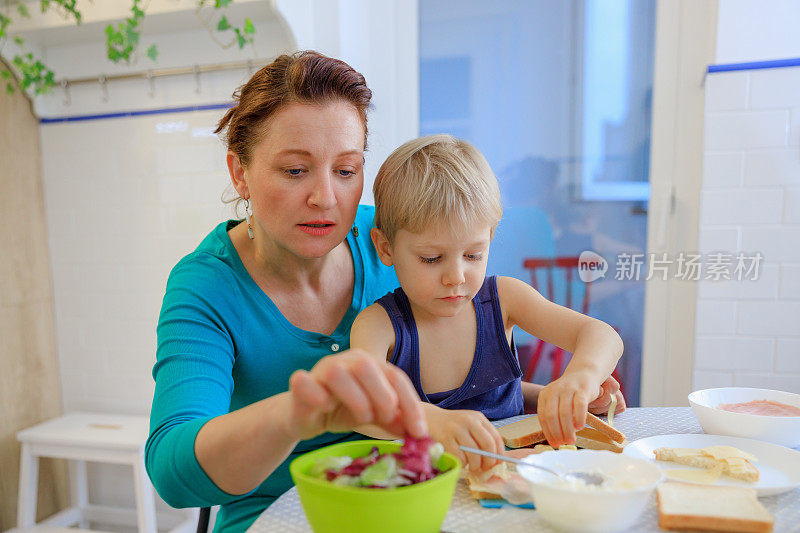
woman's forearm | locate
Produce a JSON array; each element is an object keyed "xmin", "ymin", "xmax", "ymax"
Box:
[{"xmin": 194, "ymin": 392, "xmax": 299, "ymax": 495}]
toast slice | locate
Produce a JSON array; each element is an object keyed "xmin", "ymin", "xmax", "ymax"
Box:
[
  {"xmin": 498, "ymin": 416, "xmax": 546, "ymax": 448},
  {"xmin": 574, "ymin": 426, "xmax": 626, "ymax": 453},
  {"xmin": 657, "ymin": 482, "xmax": 773, "ymax": 532},
  {"xmin": 498, "ymin": 414, "xmax": 627, "ymax": 450},
  {"xmin": 654, "ymin": 447, "xmax": 759, "ymax": 482},
  {"xmin": 585, "ymin": 412, "xmax": 625, "ymax": 443}
]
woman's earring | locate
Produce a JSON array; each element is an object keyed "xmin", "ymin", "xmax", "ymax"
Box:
[{"xmin": 244, "ymin": 198, "xmax": 254, "ymax": 239}]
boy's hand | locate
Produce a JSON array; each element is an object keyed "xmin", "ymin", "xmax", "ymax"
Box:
[
  {"xmin": 536, "ymin": 371, "xmax": 597, "ymax": 447},
  {"xmin": 588, "ymin": 376, "xmax": 627, "ymax": 416},
  {"xmin": 427, "ymin": 407, "xmax": 505, "ymax": 473}
]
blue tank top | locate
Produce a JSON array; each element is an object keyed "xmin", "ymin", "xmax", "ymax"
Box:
[{"xmin": 376, "ymin": 276, "xmax": 524, "ymax": 420}]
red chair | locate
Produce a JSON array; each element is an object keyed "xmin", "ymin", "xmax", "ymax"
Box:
[{"xmin": 520, "ymin": 256, "xmax": 623, "ymax": 394}]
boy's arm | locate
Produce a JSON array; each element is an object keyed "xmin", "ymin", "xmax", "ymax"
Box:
[
  {"xmin": 349, "ymin": 303, "xmax": 396, "ymax": 361},
  {"xmin": 350, "ymin": 304, "xmax": 403, "ymax": 440},
  {"xmin": 521, "ymin": 381, "xmax": 544, "ymax": 413},
  {"xmin": 497, "ymin": 276, "xmax": 623, "ymax": 446},
  {"xmin": 350, "ymin": 305, "xmax": 505, "ymax": 471}
]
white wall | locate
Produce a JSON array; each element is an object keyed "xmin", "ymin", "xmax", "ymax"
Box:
[
  {"xmin": 277, "ymin": 0, "xmax": 419, "ymax": 197},
  {"xmin": 31, "ymin": 0, "xmax": 418, "ymax": 523},
  {"xmin": 716, "ymin": 0, "xmax": 800, "ymax": 64},
  {"xmin": 692, "ymin": 3, "xmax": 800, "ymax": 393}
]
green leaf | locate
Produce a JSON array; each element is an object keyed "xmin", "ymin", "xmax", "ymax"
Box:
[
  {"xmin": 236, "ymin": 32, "xmax": 246, "ymax": 49},
  {"xmin": 9, "ymin": 52, "xmax": 56, "ymax": 95},
  {"xmin": 217, "ymin": 15, "xmax": 231, "ymax": 31},
  {"xmin": 0, "ymin": 13, "xmax": 11, "ymax": 37},
  {"xmin": 14, "ymin": 36, "xmax": 24, "ymax": 46},
  {"xmin": 17, "ymin": 3, "xmax": 30, "ymax": 18},
  {"xmin": 106, "ymin": 30, "xmax": 120, "ymax": 46},
  {"xmin": 146, "ymin": 44, "xmax": 158, "ymax": 61},
  {"xmin": 1, "ymin": 70, "xmax": 11, "ymax": 79},
  {"xmin": 243, "ymin": 18, "xmax": 255, "ymax": 34},
  {"xmin": 42, "ymin": 0, "xmax": 81, "ymax": 24},
  {"xmin": 6, "ymin": 82, "xmax": 15, "ymax": 94},
  {"xmin": 126, "ymin": 25, "xmax": 140, "ymax": 46},
  {"xmin": 215, "ymin": 0, "xmax": 233, "ymax": 7}
]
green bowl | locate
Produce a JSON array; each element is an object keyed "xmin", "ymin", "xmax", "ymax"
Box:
[{"xmin": 290, "ymin": 439, "xmax": 461, "ymax": 533}]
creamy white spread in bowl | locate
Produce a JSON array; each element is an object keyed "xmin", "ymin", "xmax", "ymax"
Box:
[{"xmin": 517, "ymin": 449, "xmax": 663, "ymax": 532}]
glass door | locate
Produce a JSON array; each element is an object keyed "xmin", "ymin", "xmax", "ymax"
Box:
[{"xmin": 419, "ymin": 0, "xmax": 656, "ymax": 405}]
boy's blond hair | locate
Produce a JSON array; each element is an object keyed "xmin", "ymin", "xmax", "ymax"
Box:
[{"xmin": 373, "ymin": 134, "xmax": 502, "ymax": 243}]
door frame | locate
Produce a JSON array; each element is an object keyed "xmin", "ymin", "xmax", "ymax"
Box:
[{"xmin": 640, "ymin": 0, "xmax": 719, "ymax": 406}]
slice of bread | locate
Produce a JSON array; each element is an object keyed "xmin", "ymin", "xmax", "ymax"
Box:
[
  {"xmin": 584, "ymin": 412, "xmax": 625, "ymax": 443},
  {"xmin": 498, "ymin": 416, "xmax": 546, "ymax": 448},
  {"xmin": 654, "ymin": 447, "xmax": 759, "ymax": 482},
  {"xmin": 574, "ymin": 426, "xmax": 626, "ymax": 453},
  {"xmin": 657, "ymin": 482, "xmax": 773, "ymax": 532},
  {"xmin": 498, "ymin": 414, "xmax": 627, "ymax": 450}
]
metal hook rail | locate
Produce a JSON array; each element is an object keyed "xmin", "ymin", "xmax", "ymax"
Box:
[{"xmin": 54, "ymin": 57, "xmax": 271, "ymax": 87}]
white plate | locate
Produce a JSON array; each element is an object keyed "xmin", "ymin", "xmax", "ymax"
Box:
[{"xmin": 623, "ymin": 433, "xmax": 800, "ymax": 496}]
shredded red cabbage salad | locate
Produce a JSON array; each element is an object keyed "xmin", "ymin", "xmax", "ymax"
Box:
[
  {"xmin": 395, "ymin": 435, "xmax": 438, "ymax": 483},
  {"xmin": 312, "ymin": 436, "xmax": 445, "ymax": 488}
]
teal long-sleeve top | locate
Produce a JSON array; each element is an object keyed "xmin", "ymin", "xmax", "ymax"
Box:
[{"xmin": 145, "ymin": 205, "xmax": 399, "ymax": 532}]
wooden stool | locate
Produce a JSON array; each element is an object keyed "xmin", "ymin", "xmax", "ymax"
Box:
[{"xmin": 16, "ymin": 412, "xmax": 195, "ymax": 532}]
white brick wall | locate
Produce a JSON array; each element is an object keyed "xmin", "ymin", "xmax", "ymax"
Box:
[
  {"xmin": 693, "ymin": 66, "xmax": 800, "ymax": 393},
  {"xmin": 41, "ymin": 110, "xmax": 234, "ymax": 417}
]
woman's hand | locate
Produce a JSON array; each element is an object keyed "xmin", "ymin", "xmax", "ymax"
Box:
[
  {"xmin": 588, "ymin": 376, "xmax": 627, "ymax": 416},
  {"xmin": 286, "ymin": 349, "xmax": 428, "ymax": 441},
  {"xmin": 426, "ymin": 406, "xmax": 505, "ymax": 473}
]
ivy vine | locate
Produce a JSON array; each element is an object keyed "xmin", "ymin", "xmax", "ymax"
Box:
[{"xmin": 0, "ymin": 0, "xmax": 256, "ymax": 96}]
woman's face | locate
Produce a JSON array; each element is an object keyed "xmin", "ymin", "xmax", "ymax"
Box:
[{"xmin": 239, "ymin": 100, "xmax": 365, "ymax": 259}]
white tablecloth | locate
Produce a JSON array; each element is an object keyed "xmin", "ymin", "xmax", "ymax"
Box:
[{"xmin": 248, "ymin": 407, "xmax": 800, "ymax": 532}]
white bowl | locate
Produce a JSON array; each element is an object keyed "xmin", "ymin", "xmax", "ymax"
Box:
[
  {"xmin": 689, "ymin": 387, "xmax": 800, "ymax": 448},
  {"xmin": 516, "ymin": 450, "xmax": 663, "ymax": 533}
]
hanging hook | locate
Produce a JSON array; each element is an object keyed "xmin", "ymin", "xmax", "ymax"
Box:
[
  {"xmin": 61, "ymin": 79, "xmax": 71, "ymax": 106},
  {"xmin": 193, "ymin": 64, "xmax": 201, "ymax": 94},
  {"xmin": 147, "ymin": 69, "xmax": 155, "ymax": 98},
  {"xmin": 99, "ymin": 74, "xmax": 108, "ymax": 102}
]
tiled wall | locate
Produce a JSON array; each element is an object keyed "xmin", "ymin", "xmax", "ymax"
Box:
[
  {"xmin": 694, "ymin": 63, "xmax": 800, "ymax": 392},
  {"xmin": 39, "ymin": 103, "xmax": 234, "ymax": 517},
  {"xmin": 41, "ymin": 106, "xmax": 233, "ymax": 415}
]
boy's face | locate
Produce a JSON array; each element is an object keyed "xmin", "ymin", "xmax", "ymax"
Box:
[{"xmin": 372, "ymin": 220, "xmax": 492, "ymax": 320}]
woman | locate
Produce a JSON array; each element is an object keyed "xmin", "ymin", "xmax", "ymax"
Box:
[{"xmin": 145, "ymin": 51, "xmax": 427, "ymax": 532}]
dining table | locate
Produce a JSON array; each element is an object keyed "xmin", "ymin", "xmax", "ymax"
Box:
[{"xmin": 248, "ymin": 407, "xmax": 800, "ymax": 532}]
